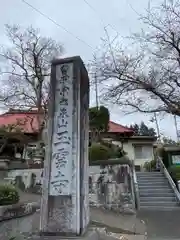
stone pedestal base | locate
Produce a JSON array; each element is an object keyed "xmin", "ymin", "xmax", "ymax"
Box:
[{"xmin": 25, "ymin": 229, "xmax": 100, "ymax": 240}]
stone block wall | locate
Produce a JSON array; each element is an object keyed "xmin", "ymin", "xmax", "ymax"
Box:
[
  {"xmin": 5, "ymin": 162, "xmax": 135, "ymax": 213},
  {"xmin": 89, "ymin": 163, "xmax": 134, "ymax": 212}
]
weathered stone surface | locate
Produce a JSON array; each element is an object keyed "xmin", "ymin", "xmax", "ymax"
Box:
[
  {"xmin": 0, "ymin": 202, "xmax": 39, "ymax": 222},
  {"xmin": 40, "ymin": 56, "xmax": 89, "ymax": 235},
  {"xmin": 89, "ymin": 164, "xmax": 134, "ymax": 212}
]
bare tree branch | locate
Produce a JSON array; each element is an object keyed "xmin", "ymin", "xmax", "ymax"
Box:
[
  {"xmin": 0, "ymin": 24, "xmax": 64, "ymax": 136},
  {"xmin": 93, "ymin": 0, "xmax": 180, "ymax": 117}
]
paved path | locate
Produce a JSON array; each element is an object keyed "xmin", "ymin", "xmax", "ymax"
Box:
[
  {"xmin": 3, "ymin": 192, "xmax": 180, "ymax": 239},
  {"xmin": 0, "ymin": 204, "xmax": 145, "ymax": 239},
  {"xmin": 4, "ymin": 207, "xmax": 180, "ymax": 239},
  {"xmin": 18, "ymin": 190, "xmax": 41, "ymax": 204},
  {"xmin": 0, "ymin": 191, "xmax": 41, "ymax": 239},
  {"xmin": 0, "ymin": 211, "xmax": 40, "ymax": 239},
  {"xmin": 137, "ymin": 210, "xmax": 180, "ymax": 239},
  {"xmin": 90, "ymin": 207, "xmax": 146, "ymax": 234}
]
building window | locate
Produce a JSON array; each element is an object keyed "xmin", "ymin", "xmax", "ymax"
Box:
[
  {"xmin": 134, "ymin": 145, "xmax": 153, "ymax": 160},
  {"xmin": 134, "ymin": 146, "xmax": 143, "ymax": 159}
]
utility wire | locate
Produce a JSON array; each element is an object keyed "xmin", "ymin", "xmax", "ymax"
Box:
[
  {"xmin": 126, "ymin": 0, "xmax": 142, "ymax": 17},
  {"xmin": 82, "ymin": 0, "xmax": 119, "ymax": 33},
  {"xmin": 21, "ymin": 0, "xmax": 93, "ymax": 50},
  {"xmin": 82, "ymin": 0, "xmax": 122, "ymax": 68},
  {"xmin": 82, "ymin": 0, "xmax": 122, "ymax": 108},
  {"xmin": 21, "ymin": 0, "xmax": 117, "ymax": 108}
]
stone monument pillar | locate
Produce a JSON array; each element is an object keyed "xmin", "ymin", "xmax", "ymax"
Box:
[
  {"xmin": 178, "ymin": 180, "xmax": 180, "ymax": 192},
  {"xmin": 40, "ymin": 56, "xmax": 89, "ymax": 236}
]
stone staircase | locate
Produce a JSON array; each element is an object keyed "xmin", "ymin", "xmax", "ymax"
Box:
[{"xmin": 136, "ymin": 171, "xmax": 179, "ymax": 210}]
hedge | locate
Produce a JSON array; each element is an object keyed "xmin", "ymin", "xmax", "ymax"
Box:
[
  {"xmin": 89, "ymin": 143, "xmax": 111, "ymax": 161},
  {"xmin": 89, "ymin": 142, "xmax": 127, "ymax": 162},
  {"xmin": 0, "ymin": 184, "xmax": 19, "ymax": 205},
  {"xmin": 89, "ymin": 157, "xmax": 132, "ymax": 166},
  {"xmin": 143, "ymin": 160, "xmax": 156, "ymax": 172},
  {"xmin": 168, "ymin": 165, "xmax": 180, "ymax": 181}
]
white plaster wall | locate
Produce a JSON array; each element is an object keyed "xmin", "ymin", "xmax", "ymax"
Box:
[
  {"xmin": 111, "ymin": 140, "xmax": 135, "ymax": 161},
  {"xmin": 134, "ymin": 145, "xmax": 154, "ymax": 166},
  {"xmin": 7, "ymin": 169, "xmax": 43, "ymax": 188},
  {"xmin": 103, "ymin": 139, "xmax": 153, "ymax": 166},
  {"xmin": 110, "ymin": 140, "xmax": 135, "ymax": 161},
  {"xmin": 121, "ymin": 141, "xmax": 154, "ymax": 166},
  {"xmin": 123, "ymin": 142, "xmax": 134, "ymax": 160}
]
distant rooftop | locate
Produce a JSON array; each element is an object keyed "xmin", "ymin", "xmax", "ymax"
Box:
[
  {"xmin": 108, "ymin": 121, "xmax": 134, "ymax": 133},
  {"xmin": 0, "ymin": 109, "xmax": 134, "ymax": 134},
  {"xmin": 0, "ymin": 109, "xmax": 43, "ymax": 133}
]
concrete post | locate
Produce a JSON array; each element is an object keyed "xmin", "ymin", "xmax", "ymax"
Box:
[{"xmin": 40, "ymin": 56, "xmax": 89, "ymax": 236}]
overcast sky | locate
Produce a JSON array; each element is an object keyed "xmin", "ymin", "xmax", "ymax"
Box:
[{"xmin": 1, "ymin": 0, "xmax": 180, "ymax": 139}]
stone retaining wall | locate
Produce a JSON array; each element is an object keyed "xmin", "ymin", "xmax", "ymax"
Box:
[
  {"xmin": 0, "ymin": 202, "xmax": 39, "ymax": 221},
  {"xmin": 89, "ymin": 163, "xmax": 135, "ymax": 214}
]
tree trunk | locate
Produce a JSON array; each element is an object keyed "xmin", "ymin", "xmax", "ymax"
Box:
[{"xmin": 0, "ymin": 139, "xmax": 8, "ymax": 155}]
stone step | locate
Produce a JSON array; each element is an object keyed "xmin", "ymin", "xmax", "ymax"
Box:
[
  {"xmin": 140, "ymin": 201, "xmax": 178, "ymax": 207},
  {"xmin": 136, "ymin": 172, "xmax": 164, "ymax": 176},
  {"xmin": 137, "ymin": 179, "xmax": 169, "ymax": 186},
  {"xmin": 138, "ymin": 187, "xmax": 173, "ymax": 192},
  {"xmin": 137, "ymin": 173, "xmax": 164, "ymax": 176},
  {"xmin": 139, "ymin": 189, "xmax": 172, "ymax": 194},
  {"xmin": 138, "ymin": 185, "xmax": 169, "ymax": 189},
  {"xmin": 139, "ymin": 196, "xmax": 177, "ymax": 202},
  {"xmin": 136, "ymin": 174, "xmax": 164, "ymax": 177},
  {"xmin": 137, "ymin": 177, "xmax": 167, "ymax": 182},
  {"xmin": 139, "ymin": 205, "xmax": 180, "ymax": 210},
  {"xmin": 137, "ymin": 175, "xmax": 164, "ymax": 179},
  {"xmin": 138, "ymin": 182, "xmax": 170, "ymax": 187},
  {"xmin": 138, "ymin": 186, "xmax": 171, "ymax": 191},
  {"xmin": 138, "ymin": 179, "xmax": 169, "ymax": 186},
  {"xmin": 139, "ymin": 191, "xmax": 174, "ymax": 197},
  {"xmin": 139, "ymin": 192, "xmax": 174, "ymax": 197},
  {"xmin": 137, "ymin": 175, "xmax": 166, "ymax": 179},
  {"xmin": 137, "ymin": 177, "xmax": 165, "ymax": 180},
  {"xmin": 138, "ymin": 183, "xmax": 171, "ymax": 189}
]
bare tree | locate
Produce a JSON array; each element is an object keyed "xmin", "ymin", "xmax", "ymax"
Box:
[
  {"xmin": 0, "ymin": 24, "xmax": 64, "ymax": 127},
  {"xmin": 93, "ymin": 0, "xmax": 180, "ymax": 116}
]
